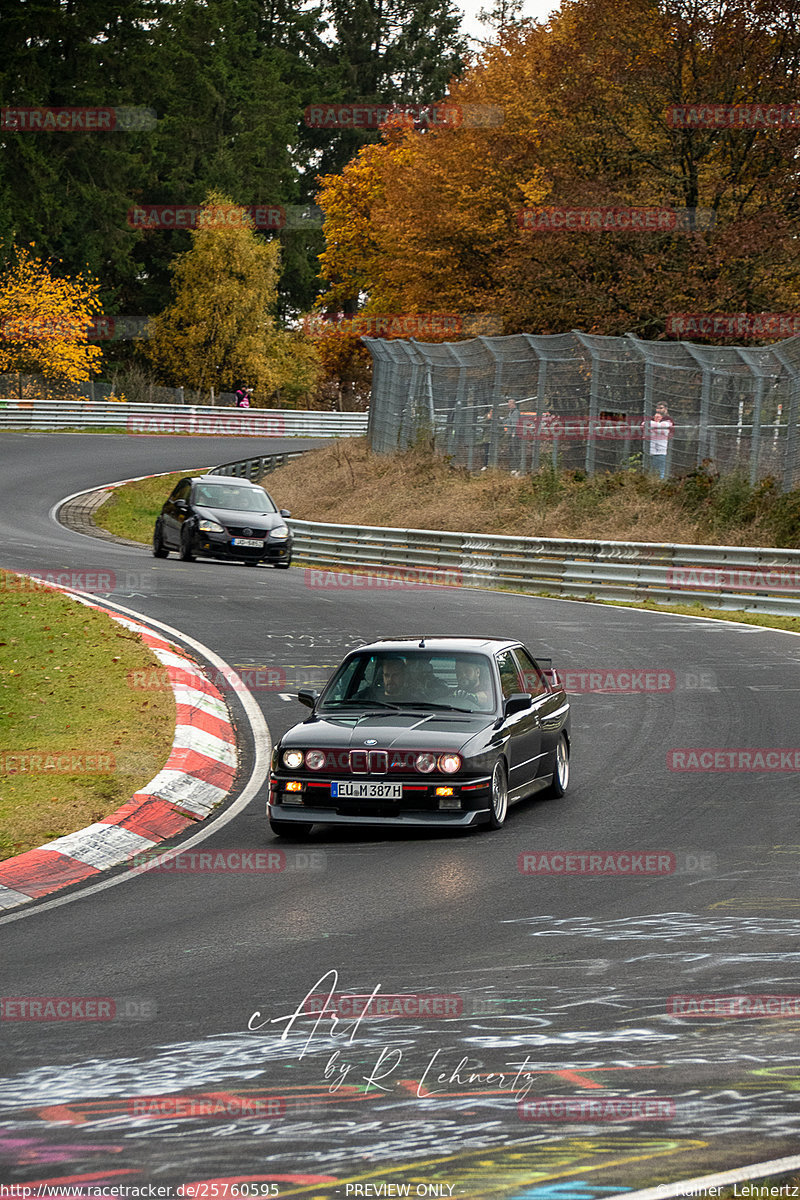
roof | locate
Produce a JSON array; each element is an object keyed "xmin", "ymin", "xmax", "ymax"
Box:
[
  {"xmin": 196, "ymin": 475, "xmax": 265, "ymax": 486},
  {"xmin": 355, "ymin": 636, "xmax": 520, "ymax": 654}
]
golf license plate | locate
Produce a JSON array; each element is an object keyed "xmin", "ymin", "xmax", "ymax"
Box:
[
  {"xmin": 231, "ymin": 537, "xmax": 264, "ymax": 547},
  {"xmin": 331, "ymin": 781, "xmax": 402, "ymax": 799}
]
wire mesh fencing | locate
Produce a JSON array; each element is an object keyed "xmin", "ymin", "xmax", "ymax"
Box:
[{"xmin": 363, "ymin": 332, "xmax": 800, "ymax": 491}]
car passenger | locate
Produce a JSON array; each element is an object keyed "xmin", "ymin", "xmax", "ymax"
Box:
[{"xmin": 356, "ymin": 656, "xmax": 410, "ymax": 702}]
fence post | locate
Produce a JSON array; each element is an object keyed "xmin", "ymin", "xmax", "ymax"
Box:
[
  {"xmin": 532, "ymin": 356, "xmax": 547, "ymax": 474},
  {"xmin": 749, "ymin": 375, "xmax": 765, "ymax": 486}
]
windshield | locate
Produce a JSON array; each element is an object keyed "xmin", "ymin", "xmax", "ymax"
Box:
[
  {"xmin": 192, "ymin": 484, "xmax": 276, "ymax": 513},
  {"xmin": 319, "ymin": 651, "xmax": 497, "ymax": 714}
]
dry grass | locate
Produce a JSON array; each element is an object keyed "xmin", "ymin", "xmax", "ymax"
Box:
[{"xmin": 266, "ymin": 439, "xmax": 783, "ymax": 546}]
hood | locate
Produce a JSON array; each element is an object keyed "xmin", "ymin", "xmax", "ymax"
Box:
[
  {"xmin": 194, "ymin": 504, "xmax": 283, "ymax": 529},
  {"xmin": 281, "ymin": 711, "xmax": 491, "ymax": 753}
]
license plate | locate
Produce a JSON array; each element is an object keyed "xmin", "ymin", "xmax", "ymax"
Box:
[
  {"xmin": 331, "ymin": 781, "xmax": 402, "ymax": 799},
  {"xmin": 231, "ymin": 537, "xmax": 264, "ymax": 547}
]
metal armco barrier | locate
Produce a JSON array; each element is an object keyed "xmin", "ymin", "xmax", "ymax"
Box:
[
  {"xmin": 209, "ymin": 451, "xmax": 307, "ymax": 479},
  {"xmin": 0, "ymin": 398, "xmax": 368, "ymax": 437},
  {"xmin": 287, "ymin": 520, "xmax": 800, "ymax": 616},
  {"xmin": 204, "ymin": 449, "xmax": 800, "ymax": 616}
]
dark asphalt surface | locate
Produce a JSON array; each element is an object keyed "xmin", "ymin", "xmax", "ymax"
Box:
[{"xmin": 2, "ymin": 432, "xmax": 800, "ymax": 1194}]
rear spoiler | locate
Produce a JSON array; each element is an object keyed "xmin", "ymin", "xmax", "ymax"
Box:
[{"xmin": 537, "ymin": 657, "xmax": 562, "ymax": 690}]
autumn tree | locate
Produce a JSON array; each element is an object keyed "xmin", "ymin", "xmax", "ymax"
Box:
[
  {"xmin": 0, "ymin": 246, "xmax": 103, "ymax": 391},
  {"xmin": 316, "ymin": 0, "xmax": 800, "ymax": 339},
  {"xmin": 145, "ymin": 193, "xmax": 319, "ymax": 404}
]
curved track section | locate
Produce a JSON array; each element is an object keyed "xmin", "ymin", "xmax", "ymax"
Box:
[{"xmin": 1, "ymin": 432, "xmax": 800, "ymax": 1194}]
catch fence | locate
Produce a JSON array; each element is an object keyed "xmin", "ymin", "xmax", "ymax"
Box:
[{"xmin": 363, "ymin": 332, "xmax": 800, "ymax": 491}]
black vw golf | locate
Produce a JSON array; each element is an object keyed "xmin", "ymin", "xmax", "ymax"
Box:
[
  {"xmin": 268, "ymin": 636, "xmax": 571, "ymax": 836},
  {"xmin": 153, "ymin": 475, "xmax": 292, "ymax": 568}
]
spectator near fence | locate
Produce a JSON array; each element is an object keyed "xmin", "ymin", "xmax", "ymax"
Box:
[
  {"xmin": 503, "ymin": 398, "xmax": 523, "ymax": 474},
  {"xmin": 479, "ymin": 406, "xmax": 494, "ymax": 468},
  {"xmin": 648, "ymin": 402, "xmax": 674, "ymax": 479}
]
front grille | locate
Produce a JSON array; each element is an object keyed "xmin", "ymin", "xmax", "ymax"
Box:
[
  {"xmin": 348, "ymin": 750, "xmax": 390, "ymax": 774},
  {"xmin": 227, "ymin": 525, "xmax": 268, "ymax": 537}
]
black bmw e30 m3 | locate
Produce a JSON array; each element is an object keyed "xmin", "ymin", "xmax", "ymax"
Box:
[{"xmin": 267, "ymin": 636, "xmax": 571, "ymax": 836}]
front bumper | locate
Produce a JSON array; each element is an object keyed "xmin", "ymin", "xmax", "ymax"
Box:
[
  {"xmin": 269, "ymin": 803, "xmax": 486, "ymax": 828},
  {"xmin": 268, "ymin": 772, "xmax": 492, "ymax": 828},
  {"xmin": 194, "ymin": 535, "xmax": 292, "ymax": 563}
]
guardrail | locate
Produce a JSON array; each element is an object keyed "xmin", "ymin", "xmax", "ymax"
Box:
[
  {"xmin": 287, "ymin": 521, "xmax": 800, "ymax": 616},
  {"xmin": 209, "ymin": 451, "xmax": 308, "ymax": 480},
  {"xmin": 204, "ymin": 450, "xmax": 800, "ymax": 616},
  {"xmin": 0, "ymin": 398, "xmax": 368, "ymax": 437}
]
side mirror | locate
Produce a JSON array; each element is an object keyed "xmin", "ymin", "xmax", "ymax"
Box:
[
  {"xmin": 175, "ymin": 499, "xmax": 188, "ymax": 511},
  {"xmin": 504, "ymin": 692, "xmax": 532, "ymax": 718},
  {"xmin": 280, "ymin": 509, "xmax": 291, "ymax": 518},
  {"xmin": 297, "ymin": 688, "xmax": 319, "ymax": 710}
]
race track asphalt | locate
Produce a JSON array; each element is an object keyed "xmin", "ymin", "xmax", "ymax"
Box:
[{"xmin": 1, "ymin": 432, "xmax": 800, "ymax": 1195}]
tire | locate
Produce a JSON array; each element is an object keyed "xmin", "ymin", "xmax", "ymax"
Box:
[
  {"xmin": 487, "ymin": 760, "xmax": 508, "ymax": 830},
  {"xmin": 544, "ymin": 734, "xmax": 570, "ymax": 798},
  {"xmin": 179, "ymin": 525, "xmax": 195, "ymax": 562},
  {"xmin": 152, "ymin": 521, "xmax": 168, "ymax": 558},
  {"xmin": 269, "ymin": 818, "xmax": 313, "ymax": 839}
]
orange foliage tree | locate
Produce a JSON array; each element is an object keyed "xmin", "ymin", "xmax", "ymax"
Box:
[
  {"xmin": 0, "ymin": 246, "xmax": 103, "ymax": 389},
  {"xmin": 316, "ymin": 0, "xmax": 800, "ymax": 339}
]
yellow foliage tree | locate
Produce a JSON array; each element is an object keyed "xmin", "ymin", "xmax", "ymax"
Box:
[
  {"xmin": 146, "ymin": 193, "xmax": 320, "ymax": 405},
  {"xmin": 0, "ymin": 246, "xmax": 103, "ymax": 390}
]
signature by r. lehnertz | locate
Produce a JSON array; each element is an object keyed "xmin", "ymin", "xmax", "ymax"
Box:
[{"xmin": 247, "ymin": 968, "xmax": 541, "ymax": 1099}]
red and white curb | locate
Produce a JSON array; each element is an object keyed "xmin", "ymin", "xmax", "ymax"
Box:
[{"xmin": 0, "ymin": 582, "xmax": 238, "ymax": 911}]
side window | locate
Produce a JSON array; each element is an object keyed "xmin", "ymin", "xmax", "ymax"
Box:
[
  {"xmin": 172, "ymin": 480, "xmax": 192, "ymax": 502},
  {"xmin": 513, "ymin": 648, "xmax": 547, "ymax": 697},
  {"xmin": 496, "ymin": 650, "xmax": 523, "ymax": 699}
]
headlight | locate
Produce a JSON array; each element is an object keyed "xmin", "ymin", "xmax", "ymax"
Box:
[
  {"xmin": 271, "ymin": 524, "xmax": 290, "ymax": 540},
  {"xmin": 305, "ymin": 749, "xmax": 326, "ymax": 771},
  {"xmin": 415, "ymin": 753, "xmax": 437, "ymax": 774},
  {"xmin": 282, "ymin": 749, "xmax": 304, "ymax": 769},
  {"xmin": 438, "ymin": 753, "xmax": 462, "ymax": 774},
  {"xmin": 198, "ymin": 519, "xmax": 224, "ymax": 533}
]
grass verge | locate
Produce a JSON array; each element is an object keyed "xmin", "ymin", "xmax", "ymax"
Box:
[
  {"xmin": 0, "ymin": 570, "xmax": 175, "ymax": 861},
  {"xmin": 93, "ymin": 468, "xmax": 208, "ymax": 544}
]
